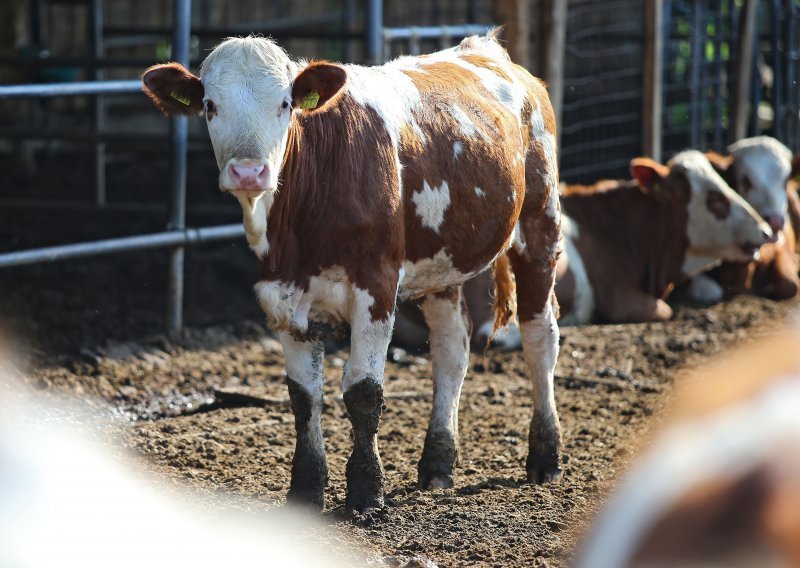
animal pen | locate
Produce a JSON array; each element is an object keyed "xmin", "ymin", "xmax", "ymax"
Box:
[{"xmin": 1, "ymin": 0, "xmax": 798, "ymax": 333}]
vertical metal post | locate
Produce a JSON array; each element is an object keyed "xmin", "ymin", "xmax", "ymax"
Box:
[
  {"xmin": 643, "ymin": 0, "xmax": 665, "ymax": 161},
  {"xmin": 90, "ymin": 0, "xmax": 106, "ymax": 206},
  {"xmin": 341, "ymin": 0, "xmax": 355, "ymax": 61},
  {"xmin": 496, "ymin": 0, "xmax": 531, "ymax": 69},
  {"xmin": 689, "ymin": 1, "xmax": 703, "ymax": 149},
  {"xmin": 366, "ymin": 0, "xmax": 383, "ymax": 64},
  {"xmin": 733, "ymin": 0, "xmax": 759, "ymax": 142},
  {"xmin": 537, "ymin": 0, "xmax": 565, "ymax": 149},
  {"xmin": 770, "ymin": 0, "xmax": 782, "ymax": 140},
  {"xmin": 166, "ymin": 0, "xmax": 191, "ymax": 334}
]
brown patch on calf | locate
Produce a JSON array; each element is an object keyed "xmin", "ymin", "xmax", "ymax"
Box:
[
  {"xmin": 791, "ymin": 153, "xmax": 800, "ymax": 180},
  {"xmin": 141, "ymin": 62, "xmax": 204, "ymax": 116},
  {"xmin": 459, "ymin": 54, "xmax": 513, "ymax": 82},
  {"xmin": 705, "ymin": 190, "xmax": 731, "ymax": 220}
]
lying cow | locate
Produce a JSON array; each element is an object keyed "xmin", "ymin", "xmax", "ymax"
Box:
[
  {"xmin": 555, "ymin": 151, "xmax": 773, "ymax": 325},
  {"xmin": 576, "ymin": 329, "xmax": 800, "ymax": 567},
  {"xmin": 689, "ymin": 136, "xmax": 800, "ymax": 302},
  {"xmin": 142, "ymin": 32, "xmax": 563, "ymax": 512}
]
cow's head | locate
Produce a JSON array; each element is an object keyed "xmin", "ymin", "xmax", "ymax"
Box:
[
  {"xmin": 724, "ymin": 136, "xmax": 795, "ymax": 234},
  {"xmin": 141, "ymin": 37, "xmax": 346, "ymax": 197},
  {"xmin": 631, "ymin": 150, "xmax": 774, "ymax": 263}
]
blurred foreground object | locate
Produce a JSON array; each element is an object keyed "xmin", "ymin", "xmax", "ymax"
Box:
[
  {"xmin": 0, "ymin": 363, "xmax": 355, "ymax": 568},
  {"xmin": 577, "ymin": 329, "xmax": 800, "ymax": 568}
]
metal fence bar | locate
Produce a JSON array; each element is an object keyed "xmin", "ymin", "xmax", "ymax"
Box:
[
  {"xmin": 166, "ymin": 0, "xmax": 192, "ymax": 334},
  {"xmin": 382, "ymin": 24, "xmax": 490, "ymax": 41},
  {"xmin": 0, "ymin": 225, "xmax": 245, "ymax": 269},
  {"xmin": 0, "ymin": 80, "xmax": 142, "ymax": 98}
]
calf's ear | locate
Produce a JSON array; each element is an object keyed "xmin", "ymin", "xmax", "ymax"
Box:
[
  {"xmin": 705, "ymin": 150, "xmax": 733, "ymax": 174},
  {"xmin": 141, "ymin": 63, "xmax": 204, "ymax": 116},
  {"xmin": 631, "ymin": 157, "xmax": 671, "ymax": 194},
  {"xmin": 292, "ymin": 62, "xmax": 347, "ymax": 112}
]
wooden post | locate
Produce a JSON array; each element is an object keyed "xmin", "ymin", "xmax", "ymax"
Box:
[
  {"xmin": 536, "ymin": 0, "xmax": 567, "ymax": 150},
  {"xmin": 493, "ymin": 0, "xmax": 530, "ymax": 69},
  {"xmin": 643, "ymin": 0, "xmax": 664, "ymax": 162},
  {"xmin": 733, "ymin": 0, "xmax": 759, "ymax": 142}
]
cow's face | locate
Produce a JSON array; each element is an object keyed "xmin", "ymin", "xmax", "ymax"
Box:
[
  {"xmin": 141, "ymin": 37, "xmax": 346, "ymax": 198},
  {"xmin": 632, "ymin": 150, "xmax": 773, "ymax": 263},
  {"xmin": 728, "ymin": 136, "xmax": 795, "ymax": 233}
]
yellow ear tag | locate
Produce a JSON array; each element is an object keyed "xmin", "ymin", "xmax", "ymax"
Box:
[
  {"xmin": 300, "ymin": 90, "xmax": 320, "ymax": 110},
  {"xmin": 170, "ymin": 90, "xmax": 191, "ymax": 106}
]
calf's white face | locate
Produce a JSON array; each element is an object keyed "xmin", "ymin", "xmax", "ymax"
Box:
[
  {"xmin": 728, "ymin": 136, "xmax": 794, "ymax": 233},
  {"xmin": 141, "ymin": 37, "xmax": 347, "ymax": 198},
  {"xmin": 632, "ymin": 150, "xmax": 773, "ymax": 263},
  {"xmin": 200, "ymin": 38, "xmax": 296, "ymax": 194}
]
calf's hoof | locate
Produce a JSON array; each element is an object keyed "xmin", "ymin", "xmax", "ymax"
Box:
[
  {"xmin": 526, "ymin": 445, "xmax": 562, "ymax": 484},
  {"xmin": 345, "ymin": 485, "xmax": 384, "ymax": 513},
  {"xmin": 417, "ymin": 432, "xmax": 457, "ymax": 489},
  {"xmin": 287, "ymin": 486, "xmax": 325, "ymax": 511},
  {"xmin": 418, "ymin": 467, "xmax": 454, "ymax": 490}
]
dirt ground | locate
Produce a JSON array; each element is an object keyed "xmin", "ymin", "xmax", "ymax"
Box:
[{"xmin": 2, "ymin": 154, "xmax": 799, "ymax": 566}]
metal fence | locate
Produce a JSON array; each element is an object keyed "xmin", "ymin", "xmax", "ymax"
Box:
[{"xmin": 0, "ymin": 0, "xmax": 385, "ymax": 333}]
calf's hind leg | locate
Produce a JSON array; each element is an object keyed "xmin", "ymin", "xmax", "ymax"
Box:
[
  {"xmin": 280, "ymin": 332, "xmax": 328, "ymax": 509},
  {"xmin": 418, "ymin": 287, "xmax": 471, "ymax": 489}
]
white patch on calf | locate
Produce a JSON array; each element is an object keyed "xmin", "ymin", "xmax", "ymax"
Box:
[
  {"xmin": 447, "ymin": 105, "xmax": 486, "ymax": 140},
  {"xmin": 520, "ymin": 302, "xmax": 560, "ymax": 428},
  {"xmin": 530, "ymin": 101, "xmax": 559, "ymax": 221},
  {"xmin": 412, "ymin": 180, "xmax": 451, "ymax": 233},
  {"xmin": 399, "ymin": 249, "xmax": 475, "ymax": 300},
  {"xmin": 474, "ymin": 186, "xmax": 486, "ymax": 198},
  {"xmin": 346, "ymin": 64, "xmax": 421, "ymax": 149},
  {"xmin": 343, "ymin": 287, "xmax": 394, "ymax": 392},
  {"xmin": 453, "ymin": 141, "xmax": 463, "ymax": 161},
  {"xmin": 255, "ymin": 267, "xmax": 352, "ymax": 334},
  {"xmin": 236, "ymin": 192, "xmax": 272, "ymax": 258}
]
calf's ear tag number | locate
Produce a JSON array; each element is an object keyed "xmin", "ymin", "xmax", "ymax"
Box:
[
  {"xmin": 300, "ymin": 90, "xmax": 320, "ymax": 110},
  {"xmin": 170, "ymin": 90, "xmax": 191, "ymax": 106}
]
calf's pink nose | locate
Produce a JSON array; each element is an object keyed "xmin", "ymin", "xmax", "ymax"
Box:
[{"xmin": 228, "ymin": 163, "xmax": 267, "ymax": 188}]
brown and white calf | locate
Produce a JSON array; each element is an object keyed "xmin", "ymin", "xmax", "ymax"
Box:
[
  {"xmin": 142, "ymin": 33, "xmax": 563, "ymax": 511},
  {"xmin": 689, "ymin": 136, "xmax": 800, "ymax": 302},
  {"xmin": 577, "ymin": 330, "xmax": 800, "ymax": 567},
  {"xmin": 555, "ymin": 151, "xmax": 773, "ymax": 325}
]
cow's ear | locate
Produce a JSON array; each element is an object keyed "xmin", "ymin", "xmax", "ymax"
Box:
[
  {"xmin": 292, "ymin": 62, "xmax": 347, "ymax": 112},
  {"xmin": 141, "ymin": 63, "xmax": 204, "ymax": 116},
  {"xmin": 705, "ymin": 150, "xmax": 734, "ymax": 175},
  {"xmin": 631, "ymin": 157, "xmax": 671, "ymax": 194},
  {"xmin": 791, "ymin": 153, "xmax": 800, "ymax": 181}
]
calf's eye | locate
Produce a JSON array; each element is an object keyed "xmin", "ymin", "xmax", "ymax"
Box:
[
  {"xmin": 204, "ymin": 100, "xmax": 217, "ymax": 121},
  {"xmin": 281, "ymin": 100, "xmax": 290, "ymax": 110}
]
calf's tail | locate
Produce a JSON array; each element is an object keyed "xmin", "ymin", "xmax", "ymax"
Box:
[{"xmin": 491, "ymin": 253, "xmax": 517, "ymax": 342}]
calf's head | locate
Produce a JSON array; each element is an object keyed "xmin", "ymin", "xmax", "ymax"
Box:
[
  {"xmin": 141, "ymin": 37, "xmax": 346, "ymax": 197},
  {"xmin": 723, "ymin": 136, "xmax": 796, "ymax": 233},
  {"xmin": 631, "ymin": 150, "xmax": 774, "ymax": 263}
]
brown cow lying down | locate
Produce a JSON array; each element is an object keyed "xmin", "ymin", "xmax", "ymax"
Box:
[
  {"xmin": 142, "ymin": 32, "xmax": 564, "ymax": 512},
  {"xmin": 555, "ymin": 151, "xmax": 773, "ymax": 325},
  {"xmin": 687, "ymin": 136, "xmax": 800, "ymax": 302},
  {"xmin": 576, "ymin": 329, "xmax": 800, "ymax": 567}
]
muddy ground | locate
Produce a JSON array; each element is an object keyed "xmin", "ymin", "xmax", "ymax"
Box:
[{"xmin": 2, "ymin": 153, "xmax": 798, "ymax": 566}]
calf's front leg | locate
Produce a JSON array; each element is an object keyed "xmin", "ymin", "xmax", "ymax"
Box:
[
  {"xmin": 280, "ymin": 332, "xmax": 328, "ymax": 510},
  {"xmin": 343, "ymin": 288, "xmax": 396, "ymax": 513}
]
